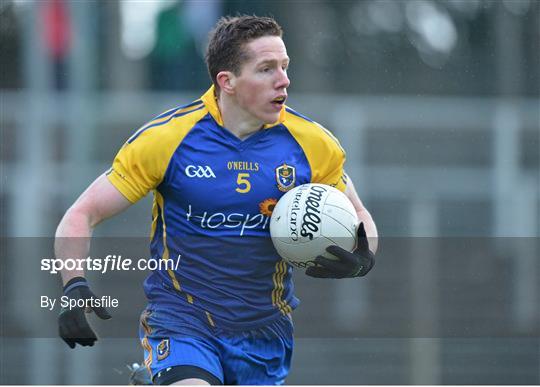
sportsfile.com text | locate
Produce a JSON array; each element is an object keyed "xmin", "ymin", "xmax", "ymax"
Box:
[{"xmin": 41, "ymin": 255, "xmax": 181, "ymax": 274}]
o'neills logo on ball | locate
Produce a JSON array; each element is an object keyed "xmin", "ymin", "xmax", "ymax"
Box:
[
  {"xmin": 300, "ymin": 185, "xmax": 327, "ymax": 240},
  {"xmin": 288, "ymin": 186, "xmax": 308, "ymax": 241}
]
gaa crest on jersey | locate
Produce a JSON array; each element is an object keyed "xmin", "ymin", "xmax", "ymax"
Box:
[
  {"xmin": 276, "ymin": 163, "xmax": 296, "ymax": 192},
  {"xmin": 157, "ymin": 338, "xmax": 170, "ymax": 361}
]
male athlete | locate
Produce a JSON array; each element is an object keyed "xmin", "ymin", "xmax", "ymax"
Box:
[{"xmin": 56, "ymin": 16, "xmax": 378, "ymax": 385}]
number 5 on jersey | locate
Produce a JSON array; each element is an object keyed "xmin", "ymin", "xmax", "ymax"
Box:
[{"xmin": 236, "ymin": 173, "xmax": 251, "ymax": 193}]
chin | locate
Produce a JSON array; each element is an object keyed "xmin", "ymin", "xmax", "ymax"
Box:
[{"xmin": 261, "ymin": 113, "xmax": 281, "ymax": 125}]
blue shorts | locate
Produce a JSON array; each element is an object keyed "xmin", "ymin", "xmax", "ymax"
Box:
[{"xmin": 139, "ymin": 304, "xmax": 294, "ymax": 385}]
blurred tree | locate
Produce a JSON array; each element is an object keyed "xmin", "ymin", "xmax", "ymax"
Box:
[
  {"xmin": 0, "ymin": 2, "xmax": 21, "ymax": 88},
  {"xmin": 150, "ymin": 2, "xmax": 207, "ymax": 90}
]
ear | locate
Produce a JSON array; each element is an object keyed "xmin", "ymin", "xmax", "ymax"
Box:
[{"xmin": 216, "ymin": 71, "xmax": 236, "ymax": 95}]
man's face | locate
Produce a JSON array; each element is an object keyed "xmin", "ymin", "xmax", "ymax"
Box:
[{"xmin": 231, "ymin": 36, "xmax": 290, "ymax": 124}]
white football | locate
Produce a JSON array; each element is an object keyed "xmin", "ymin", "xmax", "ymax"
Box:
[{"xmin": 270, "ymin": 183, "xmax": 358, "ymax": 270}]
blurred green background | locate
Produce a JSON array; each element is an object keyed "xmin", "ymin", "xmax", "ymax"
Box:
[{"xmin": 0, "ymin": 0, "xmax": 539, "ymax": 384}]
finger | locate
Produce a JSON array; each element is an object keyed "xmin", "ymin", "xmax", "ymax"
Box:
[
  {"xmin": 73, "ymin": 320, "xmax": 97, "ymax": 346},
  {"xmin": 357, "ymin": 222, "xmax": 366, "ymax": 238},
  {"xmin": 59, "ymin": 325, "xmax": 76, "ymax": 349},
  {"xmin": 74, "ymin": 320, "xmax": 98, "ymax": 341},
  {"xmin": 59, "ymin": 309, "xmax": 96, "ymax": 348},
  {"xmin": 72, "ymin": 313, "xmax": 98, "ymax": 343},
  {"xmin": 79, "ymin": 337, "xmax": 97, "ymax": 347},
  {"xmin": 61, "ymin": 319, "xmax": 82, "ymax": 348},
  {"xmin": 62, "ymin": 337, "xmax": 76, "ymax": 349},
  {"xmin": 314, "ymin": 256, "xmax": 349, "ymax": 275},
  {"xmin": 325, "ymin": 246, "xmax": 357, "ymax": 266},
  {"xmin": 93, "ymin": 305, "xmax": 112, "ymax": 320},
  {"xmin": 356, "ymin": 222, "xmax": 370, "ymax": 252},
  {"xmin": 83, "ymin": 289, "xmax": 112, "ymax": 319},
  {"xmin": 305, "ymin": 266, "xmax": 339, "ymax": 278},
  {"xmin": 76, "ymin": 332, "xmax": 97, "ymax": 347}
]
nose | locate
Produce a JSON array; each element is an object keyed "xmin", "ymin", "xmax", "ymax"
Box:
[{"xmin": 276, "ymin": 68, "xmax": 290, "ymax": 89}]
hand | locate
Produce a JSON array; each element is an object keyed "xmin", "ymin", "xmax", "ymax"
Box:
[
  {"xmin": 58, "ymin": 277, "xmax": 111, "ymax": 348},
  {"xmin": 306, "ymin": 222, "xmax": 375, "ymax": 279}
]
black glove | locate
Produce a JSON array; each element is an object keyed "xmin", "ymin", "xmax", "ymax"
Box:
[
  {"xmin": 306, "ymin": 222, "xmax": 375, "ymax": 279},
  {"xmin": 58, "ymin": 277, "xmax": 111, "ymax": 348}
]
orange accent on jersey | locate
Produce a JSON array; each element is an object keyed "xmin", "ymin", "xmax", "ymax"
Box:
[{"xmin": 259, "ymin": 198, "xmax": 278, "ymax": 217}]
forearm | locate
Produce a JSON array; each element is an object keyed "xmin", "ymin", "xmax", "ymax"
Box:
[
  {"xmin": 356, "ymin": 208, "xmax": 378, "ymax": 253},
  {"xmin": 54, "ymin": 208, "xmax": 94, "ymax": 285},
  {"xmin": 343, "ymin": 177, "xmax": 379, "ymax": 253},
  {"xmin": 57, "ymin": 209, "xmax": 113, "ymax": 349}
]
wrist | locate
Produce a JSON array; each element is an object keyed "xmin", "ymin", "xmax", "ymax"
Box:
[{"xmin": 63, "ymin": 277, "xmax": 88, "ymax": 294}]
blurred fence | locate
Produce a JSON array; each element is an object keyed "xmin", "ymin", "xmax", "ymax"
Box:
[{"xmin": 1, "ymin": 90, "xmax": 538, "ymax": 238}]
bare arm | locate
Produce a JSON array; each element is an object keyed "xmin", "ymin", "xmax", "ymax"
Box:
[
  {"xmin": 344, "ymin": 177, "xmax": 379, "ymax": 253},
  {"xmin": 55, "ymin": 174, "xmax": 132, "ymax": 285}
]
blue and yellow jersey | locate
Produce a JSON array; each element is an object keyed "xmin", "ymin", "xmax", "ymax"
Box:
[{"xmin": 107, "ymin": 86, "xmax": 347, "ymax": 329}]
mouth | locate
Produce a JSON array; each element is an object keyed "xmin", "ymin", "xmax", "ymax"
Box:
[{"xmin": 271, "ymin": 95, "xmax": 287, "ymax": 107}]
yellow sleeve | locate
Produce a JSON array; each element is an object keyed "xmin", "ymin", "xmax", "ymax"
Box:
[
  {"xmin": 106, "ymin": 103, "xmax": 207, "ymax": 203},
  {"xmin": 283, "ymin": 110, "xmax": 347, "ymax": 192},
  {"xmin": 106, "ymin": 133, "xmax": 169, "ymax": 203}
]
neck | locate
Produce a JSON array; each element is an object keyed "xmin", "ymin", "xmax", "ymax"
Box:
[{"xmin": 217, "ymin": 93, "xmax": 264, "ymax": 140}]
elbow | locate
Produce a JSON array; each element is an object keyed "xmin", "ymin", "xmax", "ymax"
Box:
[{"xmin": 55, "ymin": 204, "xmax": 97, "ymax": 238}]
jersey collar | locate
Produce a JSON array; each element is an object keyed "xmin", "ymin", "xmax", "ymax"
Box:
[{"xmin": 200, "ymin": 85, "xmax": 286, "ymax": 129}]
